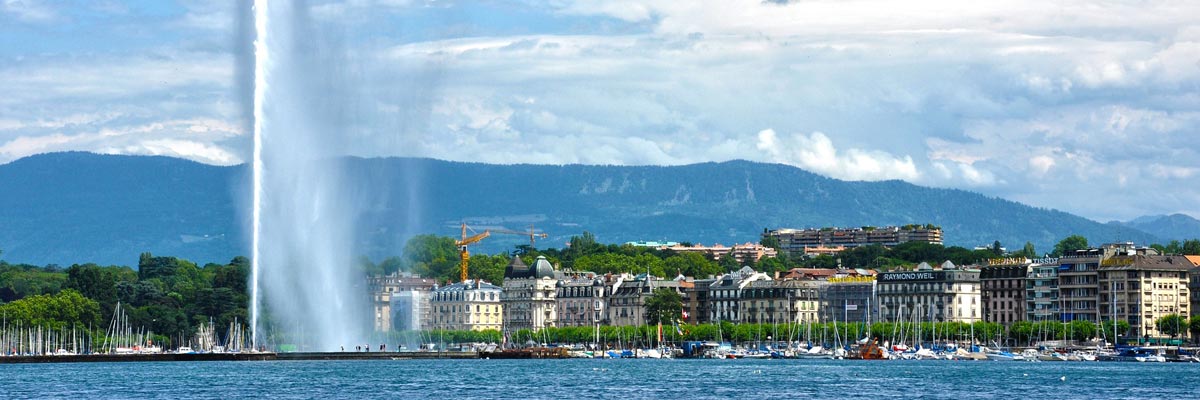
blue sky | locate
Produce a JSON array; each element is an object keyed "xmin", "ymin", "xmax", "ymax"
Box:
[{"xmin": 2, "ymin": 0, "xmax": 1199, "ymax": 222}]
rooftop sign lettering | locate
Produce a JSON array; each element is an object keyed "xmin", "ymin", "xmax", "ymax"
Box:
[{"xmin": 878, "ymin": 271, "xmax": 941, "ymax": 282}]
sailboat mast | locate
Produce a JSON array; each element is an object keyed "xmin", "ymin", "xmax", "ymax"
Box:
[{"xmin": 1111, "ymin": 279, "xmax": 1117, "ymax": 347}]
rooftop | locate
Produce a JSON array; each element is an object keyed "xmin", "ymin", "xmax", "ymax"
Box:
[{"xmin": 1098, "ymin": 255, "xmax": 1195, "ymax": 271}]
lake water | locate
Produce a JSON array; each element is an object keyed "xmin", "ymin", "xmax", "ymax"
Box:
[{"xmin": 1, "ymin": 359, "xmax": 1194, "ymax": 399}]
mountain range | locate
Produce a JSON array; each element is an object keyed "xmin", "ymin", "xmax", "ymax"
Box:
[
  {"xmin": 0, "ymin": 152, "xmax": 1192, "ymax": 267},
  {"xmin": 1110, "ymin": 214, "xmax": 1200, "ymax": 244}
]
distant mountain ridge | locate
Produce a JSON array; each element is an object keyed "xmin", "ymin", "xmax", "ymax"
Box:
[
  {"xmin": 1110, "ymin": 214, "xmax": 1200, "ymax": 243},
  {"xmin": 0, "ymin": 152, "xmax": 1167, "ymax": 266}
]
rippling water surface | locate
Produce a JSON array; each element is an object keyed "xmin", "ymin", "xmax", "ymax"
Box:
[{"xmin": 3, "ymin": 359, "xmax": 1195, "ymax": 399}]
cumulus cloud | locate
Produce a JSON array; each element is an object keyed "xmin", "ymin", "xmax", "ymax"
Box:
[{"xmin": 757, "ymin": 129, "xmax": 919, "ymax": 181}]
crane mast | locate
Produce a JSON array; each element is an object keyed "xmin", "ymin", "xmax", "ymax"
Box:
[{"xmin": 456, "ymin": 223, "xmax": 490, "ymax": 283}]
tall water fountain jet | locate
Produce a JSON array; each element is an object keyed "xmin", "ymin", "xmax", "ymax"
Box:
[{"xmin": 250, "ymin": 0, "xmax": 367, "ymax": 351}]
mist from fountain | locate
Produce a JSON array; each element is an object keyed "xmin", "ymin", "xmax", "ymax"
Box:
[{"xmin": 250, "ymin": 0, "xmax": 367, "ymax": 351}]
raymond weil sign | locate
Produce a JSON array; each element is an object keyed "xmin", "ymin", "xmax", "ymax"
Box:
[{"xmin": 878, "ymin": 271, "xmax": 945, "ymax": 282}]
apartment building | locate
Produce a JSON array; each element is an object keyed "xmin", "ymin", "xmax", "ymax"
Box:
[
  {"xmin": 740, "ymin": 279, "xmax": 825, "ymax": 324},
  {"xmin": 607, "ymin": 274, "xmax": 683, "ymax": 326},
  {"xmin": 429, "ymin": 279, "xmax": 503, "ymax": 331},
  {"xmin": 981, "ymin": 259, "xmax": 1030, "ymax": 325},
  {"xmin": 554, "ymin": 273, "xmax": 608, "ymax": 328},
  {"xmin": 501, "ymin": 255, "xmax": 560, "ymax": 332},
  {"xmin": 877, "ymin": 261, "xmax": 980, "ymax": 323},
  {"xmin": 1025, "ymin": 259, "xmax": 1061, "ymax": 322},
  {"xmin": 1098, "ymin": 249, "xmax": 1192, "ymax": 339},
  {"xmin": 820, "ymin": 276, "xmax": 877, "ymax": 324},
  {"xmin": 368, "ymin": 273, "xmax": 437, "ymax": 332},
  {"xmin": 1056, "ymin": 248, "xmax": 1104, "ymax": 322},
  {"xmin": 707, "ymin": 267, "xmax": 773, "ymax": 322},
  {"xmin": 764, "ymin": 225, "xmax": 942, "ymax": 257}
]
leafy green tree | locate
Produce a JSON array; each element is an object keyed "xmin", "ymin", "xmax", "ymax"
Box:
[
  {"xmin": 1067, "ymin": 320, "xmax": 1097, "ymax": 341},
  {"xmin": 138, "ymin": 252, "xmax": 176, "ymax": 281},
  {"xmin": 1181, "ymin": 239, "xmax": 1200, "ymax": 256},
  {"xmin": 379, "ymin": 256, "xmax": 405, "ymax": 275},
  {"xmin": 891, "ymin": 241, "xmax": 946, "ymax": 264},
  {"xmin": 869, "ymin": 256, "xmax": 908, "ymax": 270},
  {"xmin": 401, "ymin": 235, "xmax": 461, "ymax": 282},
  {"xmin": 1051, "ymin": 235, "xmax": 1089, "ymax": 257},
  {"xmin": 990, "ymin": 240, "xmax": 1003, "ymax": 256},
  {"xmin": 1190, "ymin": 317, "xmax": 1200, "ymax": 343},
  {"xmin": 130, "ymin": 304, "xmax": 188, "ymax": 341},
  {"xmin": 357, "ymin": 256, "xmax": 381, "ymax": 276},
  {"xmin": 0, "ymin": 264, "xmax": 67, "ymax": 301},
  {"xmin": 65, "ymin": 263, "xmax": 124, "ymax": 318},
  {"xmin": 755, "ymin": 256, "xmax": 789, "ymax": 274},
  {"xmin": 1009, "ymin": 321, "xmax": 1035, "ymax": 343},
  {"xmin": 1156, "ymin": 240, "xmax": 1182, "ymax": 255},
  {"xmin": 466, "ymin": 254, "xmax": 509, "ymax": 284},
  {"xmin": 644, "ymin": 288, "xmax": 683, "ymax": 325},
  {"xmin": 1021, "ymin": 242, "xmax": 1037, "ymax": 259},
  {"xmin": 212, "ymin": 258, "xmax": 248, "ymax": 293},
  {"xmin": 759, "ymin": 234, "xmax": 781, "ymax": 251},
  {"xmin": 0, "ymin": 289, "xmax": 102, "ymax": 330},
  {"xmin": 838, "ymin": 244, "xmax": 887, "ymax": 268},
  {"xmin": 942, "ymin": 246, "xmax": 995, "ymax": 266},
  {"xmin": 801, "ymin": 254, "xmax": 837, "ymax": 269},
  {"xmin": 717, "ymin": 254, "xmax": 740, "ymax": 272},
  {"xmin": 1101, "ymin": 320, "xmax": 1132, "ymax": 342},
  {"xmin": 663, "ymin": 252, "xmax": 723, "ymax": 279},
  {"xmin": 1156, "ymin": 314, "xmax": 1187, "ymax": 338},
  {"xmin": 574, "ymin": 253, "xmax": 635, "ymax": 275},
  {"xmin": 565, "ymin": 231, "xmax": 603, "ymax": 263}
]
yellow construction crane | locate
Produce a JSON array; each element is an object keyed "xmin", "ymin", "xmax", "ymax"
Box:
[
  {"xmin": 454, "ymin": 223, "xmax": 549, "ymax": 282},
  {"xmin": 456, "ymin": 223, "xmax": 490, "ymax": 283},
  {"xmin": 492, "ymin": 224, "xmax": 549, "ymax": 249}
]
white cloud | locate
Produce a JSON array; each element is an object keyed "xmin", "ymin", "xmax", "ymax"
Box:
[
  {"xmin": 118, "ymin": 138, "xmax": 241, "ymax": 165},
  {"xmin": 956, "ymin": 162, "xmax": 997, "ymax": 186},
  {"xmin": 1, "ymin": 0, "xmax": 56, "ymax": 22},
  {"xmin": 0, "ymin": 119, "xmax": 23, "ymax": 131},
  {"xmin": 0, "ymin": 53, "xmax": 231, "ymax": 104},
  {"xmin": 0, "ymin": 118, "xmax": 244, "ymax": 165},
  {"xmin": 1029, "ymin": 155, "xmax": 1055, "ymax": 176},
  {"xmin": 555, "ymin": 0, "xmax": 654, "ymax": 22},
  {"xmin": 756, "ymin": 129, "xmax": 919, "ymax": 181},
  {"xmin": 0, "ymin": 133, "xmax": 73, "ymax": 158}
]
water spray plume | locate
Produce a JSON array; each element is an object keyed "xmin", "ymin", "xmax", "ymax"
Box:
[
  {"xmin": 250, "ymin": 0, "xmax": 367, "ymax": 351},
  {"xmin": 250, "ymin": 0, "xmax": 266, "ymax": 351}
]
